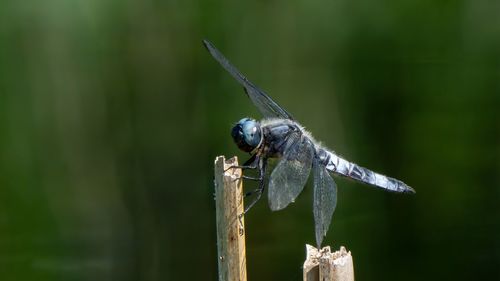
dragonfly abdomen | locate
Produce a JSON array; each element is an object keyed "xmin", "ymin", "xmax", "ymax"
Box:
[{"xmin": 324, "ymin": 151, "xmax": 415, "ymax": 193}]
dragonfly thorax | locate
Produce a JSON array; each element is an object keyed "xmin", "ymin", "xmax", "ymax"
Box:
[{"xmin": 231, "ymin": 118, "xmax": 262, "ymax": 152}]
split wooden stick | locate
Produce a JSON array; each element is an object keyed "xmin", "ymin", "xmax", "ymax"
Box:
[
  {"xmin": 214, "ymin": 156, "xmax": 247, "ymax": 281},
  {"xmin": 303, "ymin": 244, "xmax": 354, "ymax": 281}
]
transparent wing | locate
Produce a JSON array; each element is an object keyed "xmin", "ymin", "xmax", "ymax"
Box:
[
  {"xmin": 203, "ymin": 40, "xmax": 294, "ymax": 120},
  {"xmin": 268, "ymin": 132, "xmax": 314, "ymax": 211},
  {"xmin": 313, "ymin": 158, "xmax": 337, "ymax": 248}
]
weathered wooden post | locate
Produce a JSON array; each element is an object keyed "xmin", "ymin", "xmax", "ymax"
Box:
[{"xmin": 214, "ymin": 156, "xmax": 247, "ymax": 281}]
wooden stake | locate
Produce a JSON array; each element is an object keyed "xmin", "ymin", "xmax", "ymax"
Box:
[
  {"xmin": 303, "ymin": 244, "xmax": 354, "ymax": 281},
  {"xmin": 214, "ymin": 156, "xmax": 247, "ymax": 281}
]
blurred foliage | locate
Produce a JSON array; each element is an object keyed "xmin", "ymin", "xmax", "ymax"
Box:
[{"xmin": 0, "ymin": 0, "xmax": 499, "ymax": 280}]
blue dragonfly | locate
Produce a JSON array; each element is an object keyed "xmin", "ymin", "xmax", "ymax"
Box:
[{"xmin": 204, "ymin": 40, "xmax": 415, "ymax": 247}]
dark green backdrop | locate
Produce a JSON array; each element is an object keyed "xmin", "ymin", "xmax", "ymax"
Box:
[{"xmin": 1, "ymin": 0, "xmax": 499, "ymax": 280}]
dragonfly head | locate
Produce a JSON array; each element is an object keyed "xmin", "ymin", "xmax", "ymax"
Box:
[{"xmin": 231, "ymin": 118, "xmax": 262, "ymax": 153}]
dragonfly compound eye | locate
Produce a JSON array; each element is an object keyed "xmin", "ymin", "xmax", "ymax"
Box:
[{"xmin": 231, "ymin": 118, "xmax": 262, "ymax": 152}]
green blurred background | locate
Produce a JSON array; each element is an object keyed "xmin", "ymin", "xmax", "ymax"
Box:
[{"xmin": 0, "ymin": 0, "xmax": 499, "ymax": 280}]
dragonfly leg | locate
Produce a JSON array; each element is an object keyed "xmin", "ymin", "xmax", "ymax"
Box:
[
  {"xmin": 243, "ymin": 173, "xmax": 265, "ymax": 195},
  {"xmin": 224, "ymin": 154, "xmax": 259, "ymax": 172},
  {"xmin": 240, "ymin": 158, "xmax": 267, "ymax": 217},
  {"xmin": 241, "ymin": 175, "xmax": 261, "ymax": 181},
  {"xmin": 242, "ymin": 186, "xmax": 263, "ymax": 215},
  {"xmin": 228, "ymin": 155, "xmax": 262, "ymax": 182}
]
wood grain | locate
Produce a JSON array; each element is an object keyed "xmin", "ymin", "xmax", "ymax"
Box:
[{"xmin": 214, "ymin": 156, "xmax": 247, "ymax": 281}]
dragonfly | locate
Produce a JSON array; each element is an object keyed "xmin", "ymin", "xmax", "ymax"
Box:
[{"xmin": 203, "ymin": 40, "xmax": 415, "ymax": 247}]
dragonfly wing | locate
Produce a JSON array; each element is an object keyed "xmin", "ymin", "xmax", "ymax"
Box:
[
  {"xmin": 313, "ymin": 158, "xmax": 337, "ymax": 248},
  {"xmin": 268, "ymin": 132, "xmax": 313, "ymax": 211},
  {"xmin": 203, "ymin": 40, "xmax": 294, "ymax": 120}
]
